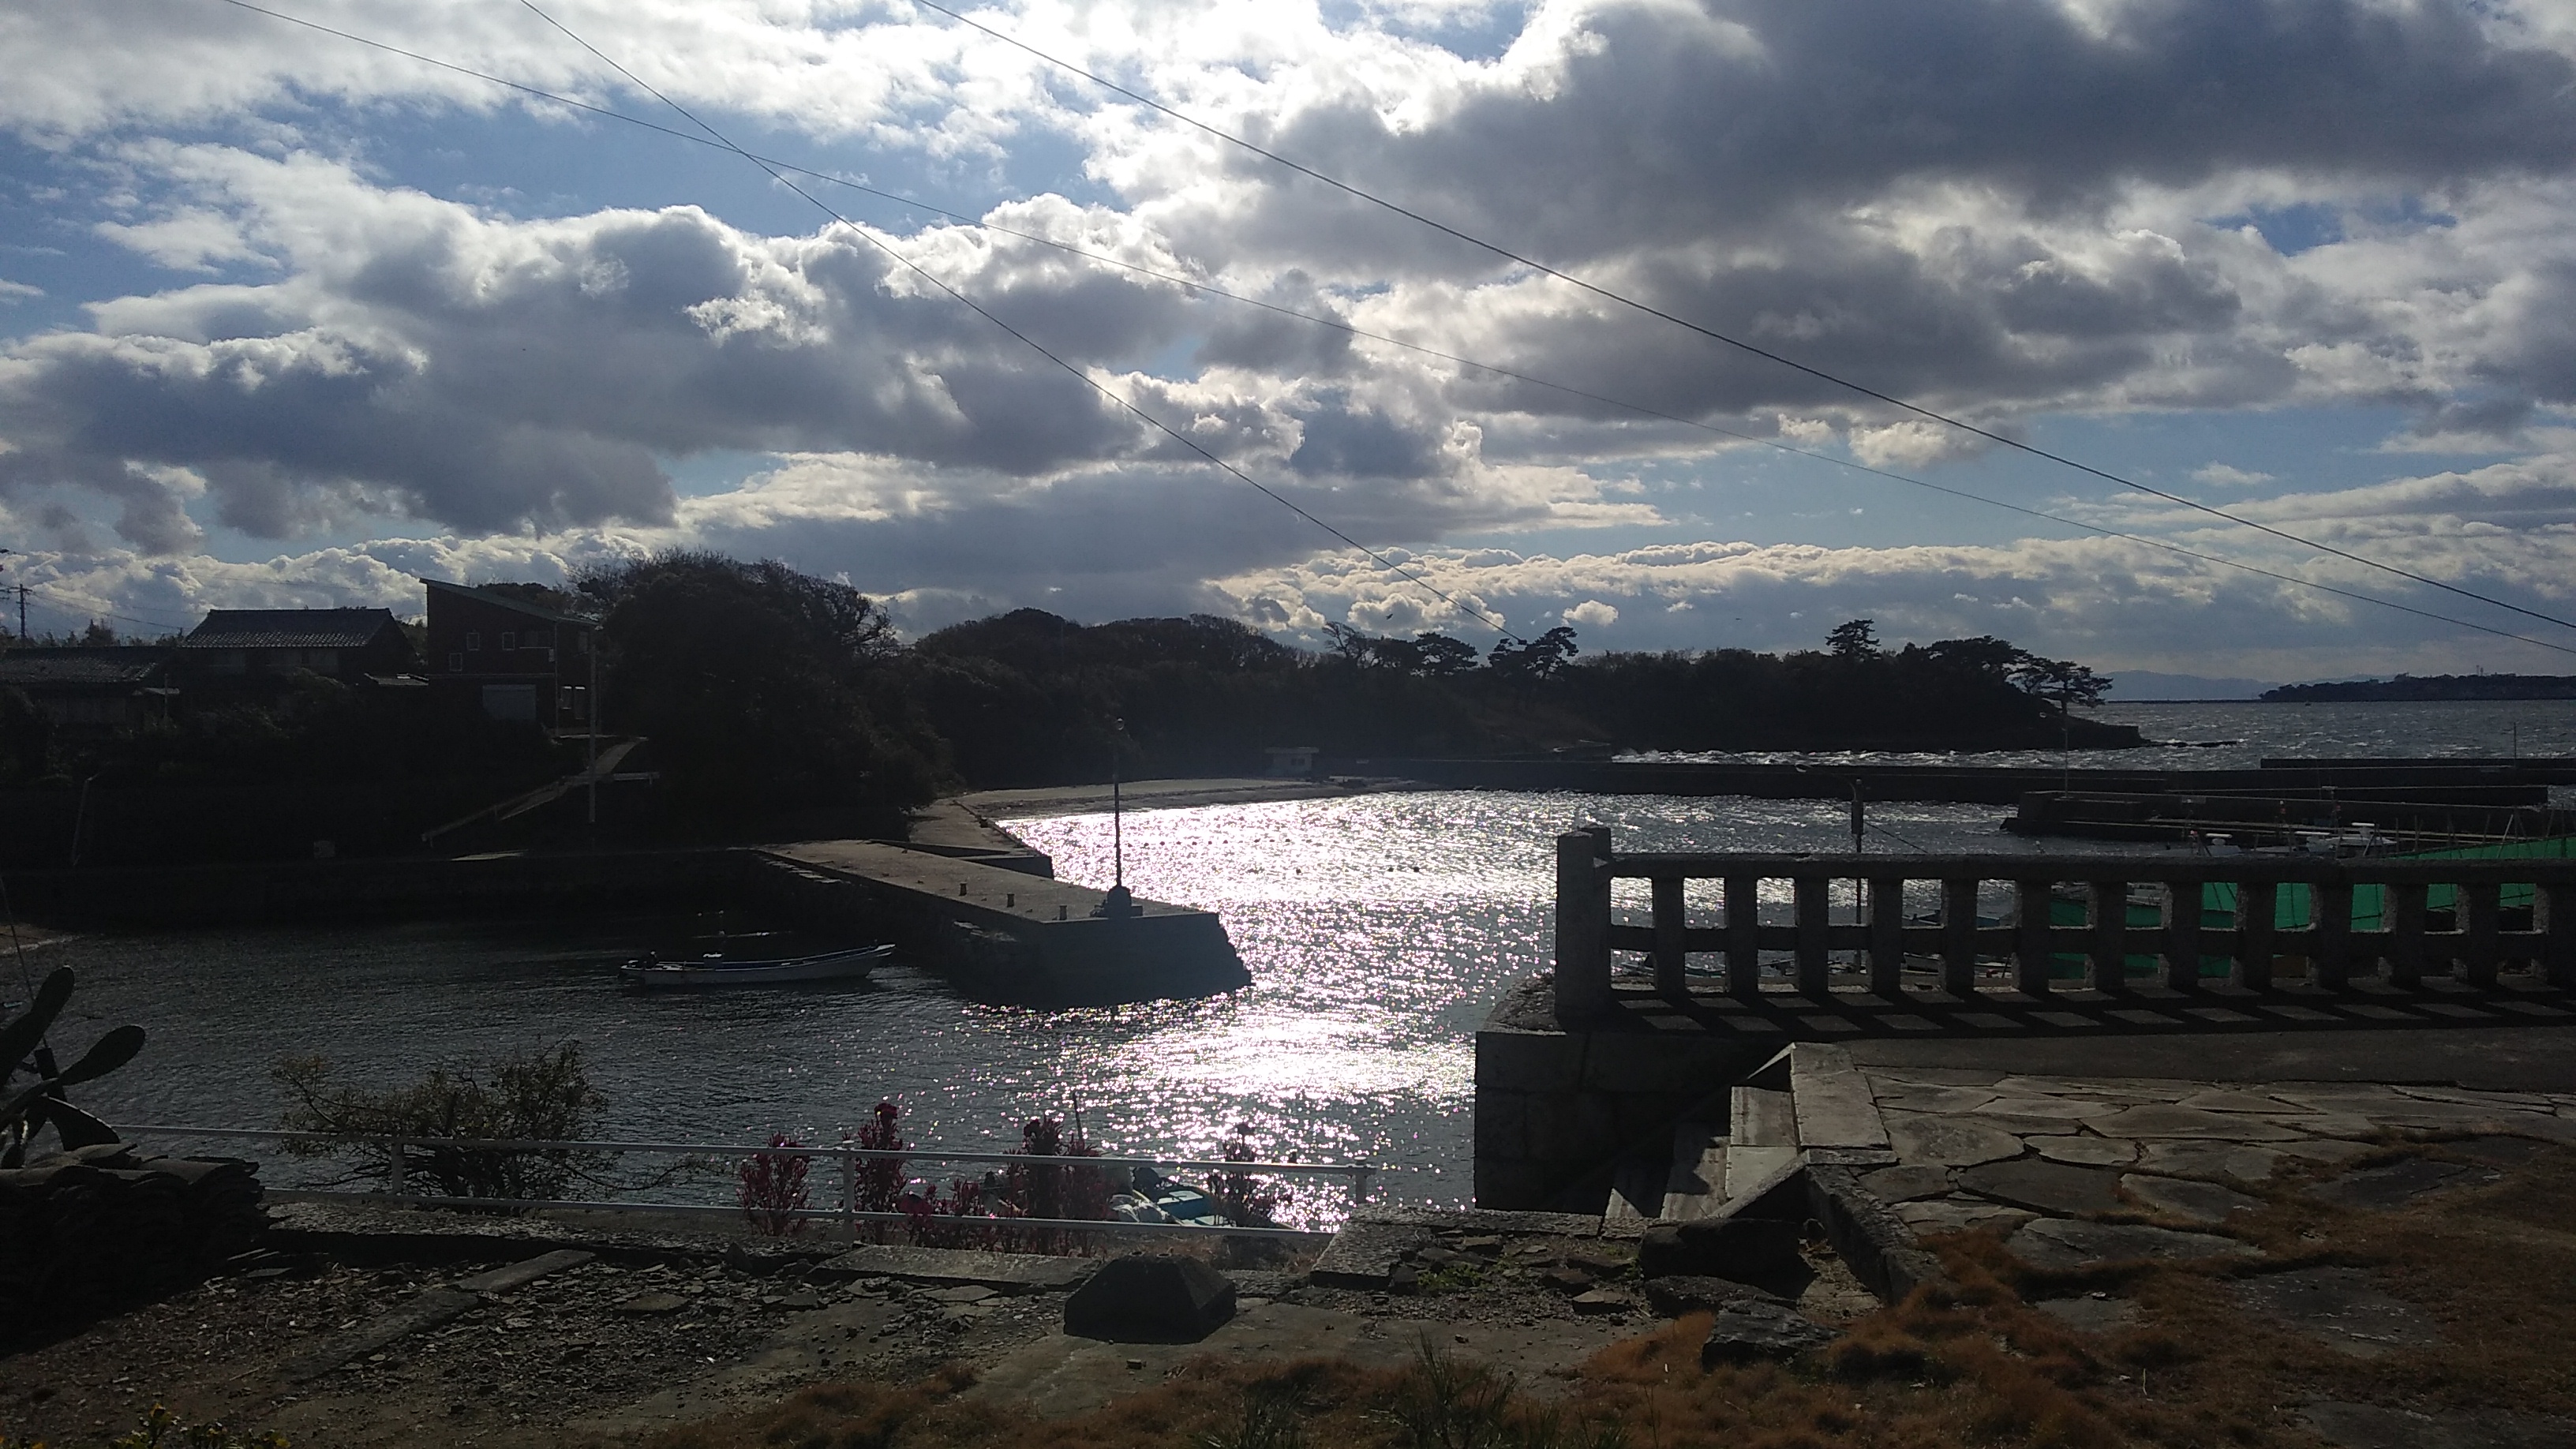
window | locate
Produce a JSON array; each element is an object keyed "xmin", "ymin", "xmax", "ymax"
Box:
[
  {"xmin": 466, "ymin": 631, "xmax": 481, "ymax": 651},
  {"xmin": 448, "ymin": 653, "xmax": 463, "ymax": 672},
  {"xmin": 500, "ymin": 631, "xmax": 517, "ymax": 651}
]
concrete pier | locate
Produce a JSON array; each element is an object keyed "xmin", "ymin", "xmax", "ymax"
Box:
[{"xmin": 758, "ymin": 840, "xmax": 1249, "ymax": 1007}]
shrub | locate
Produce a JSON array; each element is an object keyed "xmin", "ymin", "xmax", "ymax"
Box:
[
  {"xmin": 272, "ymin": 1043, "xmax": 607, "ymax": 1204},
  {"xmin": 738, "ymin": 1133, "xmax": 812, "ymax": 1237},
  {"xmin": 1209, "ymin": 1121, "xmax": 1282, "ymax": 1228}
]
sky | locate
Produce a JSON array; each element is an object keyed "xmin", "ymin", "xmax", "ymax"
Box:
[{"xmin": 8, "ymin": 0, "xmax": 2576, "ymax": 684}]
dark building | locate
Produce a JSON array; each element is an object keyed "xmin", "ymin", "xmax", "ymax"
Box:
[
  {"xmin": 176, "ymin": 608, "xmax": 417, "ymax": 687},
  {"xmin": 0, "ymin": 646, "xmax": 178, "ymax": 730},
  {"xmin": 421, "ymin": 578, "xmax": 596, "ymax": 726}
]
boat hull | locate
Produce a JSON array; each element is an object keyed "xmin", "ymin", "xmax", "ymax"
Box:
[{"xmin": 620, "ymin": 944, "xmax": 892, "ymax": 990}]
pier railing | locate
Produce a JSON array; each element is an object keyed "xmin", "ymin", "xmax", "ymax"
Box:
[
  {"xmin": 1552, "ymin": 828, "xmax": 2576, "ymax": 1019},
  {"xmin": 111, "ymin": 1125, "xmax": 1372, "ymax": 1241}
]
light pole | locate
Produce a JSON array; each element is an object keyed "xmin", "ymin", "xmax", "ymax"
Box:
[{"xmin": 1095, "ymin": 715, "xmax": 1136, "ymax": 918}]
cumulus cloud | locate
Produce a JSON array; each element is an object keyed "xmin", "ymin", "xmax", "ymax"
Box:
[{"xmin": 13, "ymin": 0, "xmax": 2576, "ymax": 673}]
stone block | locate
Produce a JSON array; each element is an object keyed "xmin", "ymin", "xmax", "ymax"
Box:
[
  {"xmin": 1470, "ymin": 1159, "xmax": 1556, "ymax": 1213},
  {"xmin": 1063, "ymin": 1254, "xmax": 1236, "ymax": 1342},
  {"xmin": 1473, "ymin": 1090, "xmax": 1528, "ymax": 1158},
  {"xmin": 1699, "ymin": 1300, "xmax": 1837, "ymax": 1365},
  {"xmin": 1615, "ymin": 1091, "xmax": 1689, "ymax": 1144},
  {"xmin": 1475, "ymin": 1028, "xmax": 1588, "ymax": 1093},
  {"xmin": 1638, "ymin": 1215, "xmax": 1805, "ymax": 1287},
  {"xmin": 1579, "ymin": 1038, "xmax": 1752, "ymax": 1095},
  {"xmin": 1523, "ymin": 1091, "xmax": 1619, "ymax": 1166}
]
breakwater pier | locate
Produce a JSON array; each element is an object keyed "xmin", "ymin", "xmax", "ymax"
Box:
[
  {"xmin": 754, "ymin": 838, "xmax": 1247, "ymax": 1006},
  {"xmin": 6, "ymin": 816, "xmax": 1246, "ymax": 1008},
  {"xmin": 1475, "ymin": 828, "xmax": 2576, "ymax": 1211}
]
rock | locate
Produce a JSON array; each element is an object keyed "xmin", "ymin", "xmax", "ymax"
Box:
[
  {"xmin": 1870, "ymin": 1086, "xmax": 1999, "ymax": 1114},
  {"xmin": 2030, "ymin": 1135, "xmax": 2138, "ymax": 1167},
  {"xmin": 1062, "ymin": 1255, "xmax": 1237, "ymax": 1343},
  {"xmin": 1455, "ymin": 1235, "xmax": 1504, "ymax": 1253},
  {"xmin": 2121, "ymin": 1175, "xmax": 2260, "ymax": 1225},
  {"xmin": 1956, "ymin": 1159, "xmax": 2124, "ymax": 1215},
  {"xmin": 1882, "ymin": 1113, "xmax": 2025, "ymax": 1167},
  {"xmin": 1537, "ymin": 1266, "xmax": 1596, "ymax": 1294},
  {"xmin": 616, "ymin": 1292, "xmax": 688, "ymax": 1315},
  {"xmin": 821, "ymin": 1245, "xmax": 1095, "ymax": 1291},
  {"xmin": 1858, "ymin": 1165, "xmax": 1953, "ymax": 1203},
  {"xmin": 2234, "ymin": 1267, "xmax": 2441, "ymax": 1358},
  {"xmin": 1308, "ymin": 1219, "xmax": 1431, "ymax": 1289},
  {"xmin": 1561, "ymin": 1245, "xmax": 1634, "ymax": 1276},
  {"xmin": 923, "ymin": 1285, "xmax": 996, "ymax": 1305},
  {"xmin": 2005, "ymin": 1218, "xmax": 2261, "ymax": 1273},
  {"xmin": 2176, "ymin": 1088, "xmax": 2301, "ymax": 1114},
  {"xmin": 1980, "ymin": 1095, "xmax": 2117, "ymax": 1120},
  {"xmin": 1637, "ymin": 1217, "xmax": 1806, "ymax": 1287},
  {"xmin": 2034, "ymin": 1294, "xmax": 2137, "ymax": 1333},
  {"xmin": 2137, "ymin": 1141, "xmax": 2284, "ymax": 1182},
  {"xmin": 1894, "ymin": 1198, "xmax": 2035, "ymax": 1236},
  {"xmin": 1699, "ymin": 1300, "xmax": 1837, "ymax": 1365},
  {"xmin": 1571, "ymin": 1287, "xmax": 1634, "ymax": 1315},
  {"xmin": 1388, "ymin": 1264, "xmax": 1421, "ymax": 1292},
  {"xmin": 2090, "ymin": 1105, "xmax": 2303, "ymax": 1140},
  {"xmin": 2309, "ymin": 1157, "xmax": 2501, "ymax": 1211},
  {"xmin": 1643, "ymin": 1275, "xmax": 1784, "ymax": 1318},
  {"xmin": 1413, "ymin": 1245, "xmax": 1462, "ymax": 1269}
]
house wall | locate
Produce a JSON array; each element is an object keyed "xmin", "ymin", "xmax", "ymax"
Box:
[{"xmin": 425, "ymin": 592, "xmax": 590, "ymax": 725}]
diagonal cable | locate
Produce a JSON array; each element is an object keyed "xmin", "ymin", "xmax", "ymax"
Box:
[
  {"xmin": 904, "ymin": 0, "xmax": 2576, "ymax": 638},
  {"xmin": 193, "ymin": 0, "xmax": 2576, "ymax": 653},
  {"xmin": 512, "ymin": 0, "xmax": 1514, "ymax": 638}
]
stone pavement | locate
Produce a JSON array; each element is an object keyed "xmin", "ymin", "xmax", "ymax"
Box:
[{"xmin": 1844, "ymin": 1064, "xmax": 2574, "ymax": 1269}]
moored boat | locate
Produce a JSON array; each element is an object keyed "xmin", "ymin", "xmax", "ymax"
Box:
[{"xmin": 618, "ymin": 943, "xmax": 893, "ymax": 990}]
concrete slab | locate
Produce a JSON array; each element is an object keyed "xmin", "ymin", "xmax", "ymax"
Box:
[
  {"xmin": 1788, "ymin": 1043, "xmax": 1889, "ymax": 1151},
  {"xmin": 2121, "ymin": 1175, "xmax": 2261, "ymax": 1225},
  {"xmin": 2031, "ymin": 1135, "xmax": 2139, "ymax": 1167},
  {"xmin": 1883, "ymin": 1112, "xmax": 2024, "ymax": 1168},
  {"xmin": 1896, "ymin": 1198, "xmax": 2035, "ymax": 1236},
  {"xmin": 1956, "ymin": 1160, "xmax": 2124, "ymax": 1216},
  {"xmin": 2309, "ymin": 1158, "xmax": 2503, "ymax": 1211},
  {"xmin": 2005, "ymin": 1218, "xmax": 2261, "ymax": 1272},
  {"xmin": 2088, "ymin": 1105, "xmax": 2308, "ymax": 1140}
]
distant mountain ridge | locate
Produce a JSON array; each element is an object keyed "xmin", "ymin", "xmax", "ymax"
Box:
[
  {"xmin": 2263, "ymin": 674, "xmax": 2576, "ymax": 702},
  {"xmin": 2102, "ymin": 670, "xmax": 2278, "ymax": 701}
]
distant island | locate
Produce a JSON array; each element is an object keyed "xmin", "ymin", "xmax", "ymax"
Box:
[{"xmin": 2263, "ymin": 674, "xmax": 2576, "ymax": 702}]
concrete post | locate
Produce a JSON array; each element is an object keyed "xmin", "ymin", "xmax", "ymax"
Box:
[{"xmin": 1553, "ymin": 829, "xmax": 1612, "ymax": 1021}]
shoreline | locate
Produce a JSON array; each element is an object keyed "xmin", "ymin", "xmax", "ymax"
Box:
[{"xmin": 957, "ymin": 775, "xmax": 1427, "ymax": 820}]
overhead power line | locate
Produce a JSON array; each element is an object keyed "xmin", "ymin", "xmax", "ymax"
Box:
[
  {"xmin": 192, "ymin": 0, "xmax": 2576, "ymax": 654},
  {"xmin": 509, "ymin": 1, "xmax": 1518, "ymax": 639},
  {"xmin": 902, "ymin": 0, "xmax": 2576, "ymax": 639}
]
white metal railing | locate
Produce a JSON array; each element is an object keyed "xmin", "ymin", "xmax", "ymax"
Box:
[{"xmin": 113, "ymin": 1125, "xmax": 1373, "ymax": 1241}]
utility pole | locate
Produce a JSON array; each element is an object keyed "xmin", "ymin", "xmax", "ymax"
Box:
[{"xmin": 586, "ymin": 620, "xmax": 601, "ymax": 828}]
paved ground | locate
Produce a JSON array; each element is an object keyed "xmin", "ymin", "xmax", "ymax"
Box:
[{"xmin": 1849, "ymin": 1063, "xmax": 2574, "ymax": 1256}]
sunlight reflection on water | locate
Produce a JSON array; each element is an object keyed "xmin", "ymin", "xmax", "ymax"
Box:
[{"xmin": 51, "ymin": 695, "xmax": 2568, "ymax": 1215}]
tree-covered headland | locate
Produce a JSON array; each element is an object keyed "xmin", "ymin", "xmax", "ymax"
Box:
[{"xmin": 0, "ymin": 554, "xmax": 2132, "ymax": 848}]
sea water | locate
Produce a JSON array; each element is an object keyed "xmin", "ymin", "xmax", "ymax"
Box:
[{"xmin": 24, "ymin": 698, "xmax": 2576, "ymax": 1215}]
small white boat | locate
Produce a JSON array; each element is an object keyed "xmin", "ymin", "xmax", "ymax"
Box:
[{"xmin": 619, "ymin": 943, "xmax": 892, "ymax": 990}]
